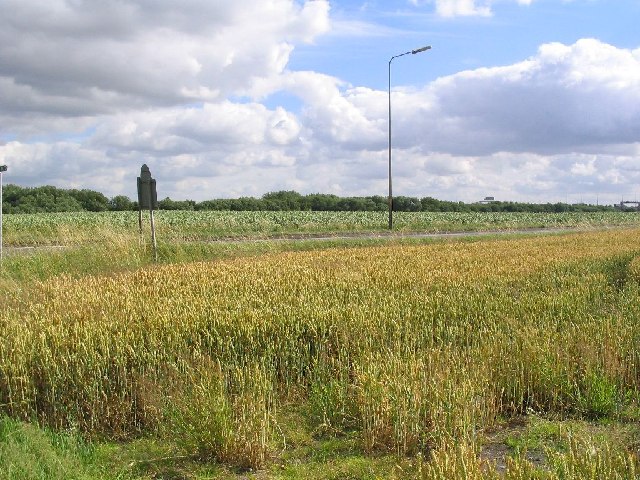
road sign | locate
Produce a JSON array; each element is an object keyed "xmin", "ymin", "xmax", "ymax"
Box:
[
  {"xmin": 137, "ymin": 164, "xmax": 158, "ymax": 210},
  {"xmin": 137, "ymin": 164, "xmax": 158, "ymax": 262}
]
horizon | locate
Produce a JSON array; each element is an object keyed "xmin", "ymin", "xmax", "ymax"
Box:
[{"xmin": 3, "ymin": 182, "xmax": 636, "ymax": 208}]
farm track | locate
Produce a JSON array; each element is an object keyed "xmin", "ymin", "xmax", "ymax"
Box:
[
  {"xmin": 206, "ymin": 225, "xmax": 604, "ymax": 243},
  {"xmin": 1, "ymin": 224, "xmax": 626, "ymax": 256}
]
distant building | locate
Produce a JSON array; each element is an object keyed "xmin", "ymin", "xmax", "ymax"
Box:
[
  {"xmin": 478, "ymin": 196, "xmax": 497, "ymax": 204},
  {"xmin": 616, "ymin": 201, "xmax": 640, "ymax": 211}
]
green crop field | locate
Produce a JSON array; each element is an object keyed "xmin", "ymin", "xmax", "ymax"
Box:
[
  {"xmin": 2, "ymin": 209, "xmax": 640, "ymax": 246},
  {"xmin": 1, "ymin": 213, "xmax": 640, "ymax": 479}
]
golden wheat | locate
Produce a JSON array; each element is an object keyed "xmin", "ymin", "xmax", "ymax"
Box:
[{"xmin": 1, "ymin": 228, "xmax": 640, "ymax": 471}]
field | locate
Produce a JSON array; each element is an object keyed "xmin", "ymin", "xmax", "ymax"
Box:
[
  {"xmin": 3, "ymin": 210, "xmax": 640, "ymax": 245},
  {"xmin": 2, "ymin": 211, "xmax": 640, "ymax": 479}
]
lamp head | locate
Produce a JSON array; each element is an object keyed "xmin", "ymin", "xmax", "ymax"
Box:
[
  {"xmin": 412, "ymin": 46, "xmax": 431, "ymax": 54},
  {"xmin": 0, "ymin": 165, "xmax": 7, "ymax": 172}
]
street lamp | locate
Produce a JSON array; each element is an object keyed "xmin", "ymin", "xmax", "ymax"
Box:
[
  {"xmin": 0, "ymin": 164, "xmax": 6, "ymax": 262},
  {"xmin": 388, "ymin": 45, "xmax": 431, "ymax": 230}
]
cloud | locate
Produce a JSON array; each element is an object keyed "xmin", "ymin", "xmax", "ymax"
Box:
[
  {"xmin": 264, "ymin": 38, "xmax": 640, "ymax": 159},
  {"xmin": 409, "ymin": 0, "xmax": 536, "ymax": 17},
  {"xmin": 90, "ymin": 102, "xmax": 302, "ymax": 155},
  {"xmin": 264, "ymin": 38, "xmax": 640, "ymax": 203},
  {"xmin": 0, "ymin": 0, "xmax": 638, "ymax": 207},
  {"xmin": 0, "ymin": 0, "xmax": 329, "ymax": 127},
  {"xmin": 434, "ymin": 0, "xmax": 492, "ymax": 17},
  {"xmin": 421, "ymin": 39, "xmax": 640, "ymax": 154}
]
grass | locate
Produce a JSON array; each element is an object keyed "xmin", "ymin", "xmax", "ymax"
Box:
[
  {"xmin": 3, "ymin": 413, "xmax": 638, "ymax": 479},
  {"xmin": 2, "ymin": 218, "xmax": 640, "ymax": 478},
  {"xmin": 0, "ymin": 416, "xmax": 111, "ymax": 480},
  {"xmin": 1, "ymin": 226, "xmax": 571, "ymax": 287}
]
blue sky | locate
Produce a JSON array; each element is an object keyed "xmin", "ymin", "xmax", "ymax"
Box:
[
  {"xmin": 1, "ymin": 0, "xmax": 639, "ymax": 204},
  {"xmin": 292, "ymin": 1, "xmax": 638, "ymax": 86}
]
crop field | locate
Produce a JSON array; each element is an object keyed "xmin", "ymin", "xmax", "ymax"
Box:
[
  {"xmin": 2, "ymin": 218, "xmax": 640, "ymax": 478},
  {"xmin": 3, "ymin": 209, "xmax": 640, "ymax": 245}
]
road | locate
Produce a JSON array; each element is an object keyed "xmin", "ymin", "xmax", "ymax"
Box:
[{"xmin": 0, "ymin": 225, "xmax": 624, "ymax": 257}]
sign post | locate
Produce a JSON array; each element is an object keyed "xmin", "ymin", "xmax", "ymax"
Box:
[
  {"xmin": 0, "ymin": 165, "xmax": 6, "ymax": 264},
  {"xmin": 137, "ymin": 164, "xmax": 159, "ymax": 262}
]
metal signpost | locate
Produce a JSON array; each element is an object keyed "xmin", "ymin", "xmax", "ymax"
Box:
[
  {"xmin": 137, "ymin": 164, "xmax": 159, "ymax": 262},
  {"xmin": 0, "ymin": 164, "xmax": 6, "ymax": 263}
]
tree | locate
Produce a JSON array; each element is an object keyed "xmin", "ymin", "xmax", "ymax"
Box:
[
  {"xmin": 12, "ymin": 186, "xmax": 84, "ymax": 213},
  {"xmin": 1, "ymin": 184, "xmax": 620, "ymax": 214},
  {"xmin": 262, "ymin": 191, "xmax": 304, "ymax": 210},
  {"xmin": 109, "ymin": 195, "xmax": 135, "ymax": 211},
  {"xmin": 393, "ymin": 196, "xmax": 421, "ymax": 212},
  {"xmin": 305, "ymin": 193, "xmax": 340, "ymax": 211},
  {"xmin": 158, "ymin": 197, "xmax": 196, "ymax": 211},
  {"xmin": 68, "ymin": 189, "xmax": 110, "ymax": 211}
]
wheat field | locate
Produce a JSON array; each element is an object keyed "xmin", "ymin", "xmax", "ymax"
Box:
[{"xmin": 2, "ymin": 227, "xmax": 640, "ymax": 477}]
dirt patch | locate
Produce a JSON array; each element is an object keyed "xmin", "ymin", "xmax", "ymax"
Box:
[{"xmin": 480, "ymin": 416, "xmax": 548, "ymax": 472}]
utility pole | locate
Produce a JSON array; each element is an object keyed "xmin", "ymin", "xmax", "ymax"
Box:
[{"xmin": 0, "ymin": 165, "xmax": 6, "ymax": 264}]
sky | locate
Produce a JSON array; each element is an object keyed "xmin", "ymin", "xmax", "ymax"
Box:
[{"xmin": 1, "ymin": 0, "xmax": 639, "ymax": 205}]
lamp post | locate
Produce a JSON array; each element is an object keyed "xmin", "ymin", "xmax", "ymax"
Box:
[
  {"xmin": 388, "ymin": 45, "xmax": 431, "ymax": 230},
  {"xmin": 0, "ymin": 164, "xmax": 6, "ymax": 262}
]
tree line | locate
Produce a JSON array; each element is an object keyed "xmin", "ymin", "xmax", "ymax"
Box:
[{"xmin": 1, "ymin": 184, "xmax": 620, "ymax": 214}]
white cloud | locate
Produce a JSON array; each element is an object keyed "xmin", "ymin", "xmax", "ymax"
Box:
[
  {"xmin": 571, "ymin": 158, "xmax": 597, "ymax": 176},
  {"xmin": 333, "ymin": 38, "xmax": 637, "ymax": 163},
  {"xmin": 256, "ymin": 39, "xmax": 640, "ymax": 161},
  {"xmin": 410, "ymin": 0, "xmax": 537, "ymax": 17},
  {"xmin": 0, "ymin": 0, "xmax": 638, "ymax": 207},
  {"xmin": 435, "ymin": 0, "xmax": 492, "ymax": 17},
  {"xmin": 0, "ymin": 0, "xmax": 330, "ymax": 129}
]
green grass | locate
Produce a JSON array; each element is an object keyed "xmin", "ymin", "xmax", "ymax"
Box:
[
  {"xmin": 0, "ymin": 416, "xmax": 111, "ymax": 480},
  {"xmin": 480, "ymin": 415, "xmax": 640, "ymax": 479},
  {"xmin": 3, "ymin": 413, "xmax": 639, "ymax": 479}
]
